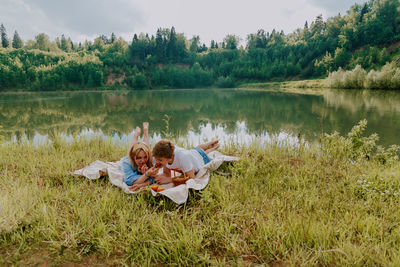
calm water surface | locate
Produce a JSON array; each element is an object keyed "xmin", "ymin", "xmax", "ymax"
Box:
[{"xmin": 0, "ymin": 88, "xmax": 399, "ymax": 146}]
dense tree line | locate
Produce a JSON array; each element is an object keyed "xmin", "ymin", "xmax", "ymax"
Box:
[{"xmin": 0, "ymin": 0, "xmax": 399, "ymax": 91}]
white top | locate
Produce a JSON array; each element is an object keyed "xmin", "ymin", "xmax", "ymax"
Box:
[{"xmin": 166, "ymin": 146, "xmax": 204, "ymax": 174}]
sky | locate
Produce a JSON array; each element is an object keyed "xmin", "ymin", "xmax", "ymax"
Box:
[{"xmin": 1, "ymin": 0, "xmax": 368, "ymax": 45}]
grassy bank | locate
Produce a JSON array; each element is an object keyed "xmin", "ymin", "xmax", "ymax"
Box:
[
  {"xmin": 242, "ymin": 61, "xmax": 400, "ymax": 92},
  {"xmin": 1, "ymin": 122, "xmax": 400, "ymax": 266},
  {"xmin": 240, "ymin": 80, "xmax": 327, "ymax": 95}
]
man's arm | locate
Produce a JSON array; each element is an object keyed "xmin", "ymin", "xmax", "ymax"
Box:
[
  {"xmin": 173, "ymin": 169, "xmax": 195, "ymax": 179},
  {"xmin": 184, "ymin": 169, "xmax": 195, "ymax": 179},
  {"xmin": 154, "ymin": 167, "xmax": 172, "ymax": 184}
]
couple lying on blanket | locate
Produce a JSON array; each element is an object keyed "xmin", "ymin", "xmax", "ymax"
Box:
[{"xmin": 121, "ymin": 122, "xmax": 219, "ymax": 191}]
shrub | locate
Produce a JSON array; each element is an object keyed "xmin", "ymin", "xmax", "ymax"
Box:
[
  {"xmin": 321, "ymin": 119, "xmax": 399, "ymax": 164},
  {"xmin": 214, "ymin": 75, "xmax": 236, "ymax": 88},
  {"xmin": 365, "ymin": 62, "xmax": 397, "ymax": 89},
  {"xmin": 343, "ymin": 64, "xmax": 366, "ymax": 89},
  {"xmin": 326, "ymin": 62, "xmax": 400, "ymax": 90},
  {"xmin": 132, "ymin": 73, "xmax": 148, "ymax": 90}
]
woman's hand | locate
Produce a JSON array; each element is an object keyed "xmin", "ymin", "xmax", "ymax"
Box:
[
  {"xmin": 146, "ymin": 166, "xmax": 159, "ymax": 177},
  {"xmin": 139, "ymin": 165, "xmax": 149, "ymax": 174},
  {"xmin": 129, "ymin": 183, "xmax": 142, "ymax": 191}
]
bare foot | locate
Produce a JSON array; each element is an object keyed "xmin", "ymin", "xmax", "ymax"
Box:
[
  {"xmin": 143, "ymin": 122, "xmax": 149, "ymax": 133},
  {"xmin": 142, "ymin": 122, "xmax": 150, "ymax": 146},
  {"xmin": 208, "ymin": 140, "xmax": 219, "ymax": 150},
  {"xmin": 134, "ymin": 126, "xmax": 141, "ymax": 138}
]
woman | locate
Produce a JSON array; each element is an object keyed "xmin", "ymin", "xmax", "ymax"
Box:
[{"xmin": 120, "ymin": 122, "xmax": 159, "ymax": 191}]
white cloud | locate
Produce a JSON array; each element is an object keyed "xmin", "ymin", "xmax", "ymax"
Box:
[
  {"xmin": 133, "ymin": 0, "xmax": 324, "ymax": 45},
  {"xmin": 0, "ymin": 0, "xmax": 144, "ymax": 42},
  {"xmin": 0, "ymin": 0, "xmax": 368, "ymax": 45}
]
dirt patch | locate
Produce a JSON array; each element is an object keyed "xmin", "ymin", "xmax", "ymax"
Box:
[
  {"xmin": 387, "ymin": 40, "xmax": 400, "ymax": 54},
  {"xmin": 106, "ymin": 69, "xmax": 126, "ymax": 85},
  {"xmin": 9, "ymin": 250, "xmax": 125, "ymax": 266},
  {"xmin": 155, "ymin": 63, "xmax": 191, "ymax": 69}
]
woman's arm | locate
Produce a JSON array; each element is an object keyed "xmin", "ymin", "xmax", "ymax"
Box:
[
  {"xmin": 131, "ymin": 165, "xmax": 159, "ymax": 186},
  {"xmin": 129, "ymin": 180, "xmax": 151, "ymax": 191},
  {"xmin": 132, "ymin": 172, "xmax": 150, "ymax": 185}
]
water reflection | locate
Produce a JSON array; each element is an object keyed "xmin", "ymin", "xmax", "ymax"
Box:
[{"xmin": 0, "ymin": 88, "xmax": 399, "ymax": 146}]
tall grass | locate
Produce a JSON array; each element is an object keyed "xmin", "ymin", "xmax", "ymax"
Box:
[
  {"xmin": 326, "ymin": 62, "xmax": 400, "ymax": 90},
  {"xmin": 1, "ymin": 121, "xmax": 400, "ymax": 265}
]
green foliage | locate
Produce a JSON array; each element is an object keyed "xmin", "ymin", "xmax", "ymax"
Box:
[
  {"xmin": 326, "ymin": 62, "xmax": 400, "ymax": 89},
  {"xmin": 321, "ymin": 119, "xmax": 399, "ymax": 164},
  {"xmin": 214, "ymin": 75, "xmax": 236, "ymax": 88},
  {"xmin": 149, "ymin": 64, "xmax": 213, "ymax": 89},
  {"xmin": 0, "ymin": 49, "xmax": 103, "ymax": 90},
  {"xmin": 223, "ymin": 34, "xmax": 240, "ymax": 50},
  {"xmin": 365, "ymin": 62, "xmax": 400, "ymax": 89},
  {"xmin": 325, "ymin": 64, "xmax": 367, "ymax": 88},
  {"xmin": 132, "ymin": 73, "xmax": 148, "ymax": 89},
  {"xmin": 1, "ymin": 23, "xmax": 10, "ymax": 48},
  {"xmin": 11, "ymin": 31, "xmax": 23, "ymax": 49},
  {"xmin": 2, "ymin": 0, "xmax": 400, "ymax": 90},
  {"xmin": 27, "ymin": 33, "xmax": 60, "ymax": 52}
]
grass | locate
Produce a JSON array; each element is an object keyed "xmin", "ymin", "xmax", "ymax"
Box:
[
  {"xmin": 239, "ymin": 79, "xmax": 328, "ymax": 96},
  {"xmin": 1, "ymin": 123, "xmax": 400, "ymax": 266}
]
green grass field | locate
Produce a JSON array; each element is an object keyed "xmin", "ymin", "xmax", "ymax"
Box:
[{"xmin": 1, "ymin": 122, "xmax": 400, "ymax": 266}]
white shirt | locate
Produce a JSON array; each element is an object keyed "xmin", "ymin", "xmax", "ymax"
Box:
[{"xmin": 166, "ymin": 146, "xmax": 204, "ymax": 174}]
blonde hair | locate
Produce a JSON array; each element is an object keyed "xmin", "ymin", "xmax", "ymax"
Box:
[
  {"xmin": 152, "ymin": 139, "xmax": 175, "ymax": 159},
  {"xmin": 128, "ymin": 142, "xmax": 153, "ymax": 169}
]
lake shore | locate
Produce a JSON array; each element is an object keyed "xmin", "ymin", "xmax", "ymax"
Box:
[
  {"xmin": 0, "ymin": 78, "xmax": 328, "ymax": 95},
  {"xmin": 239, "ymin": 79, "xmax": 328, "ymax": 95},
  {"xmin": 1, "ymin": 123, "xmax": 399, "ymax": 266}
]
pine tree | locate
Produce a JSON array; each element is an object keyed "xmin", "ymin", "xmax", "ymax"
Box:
[
  {"xmin": 190, "ymin": 35, "xmax": 200, "ymax": 52},
  {"xmin": 155, "ymin": 28, "xmax": 165, "ymax": 61},
  {"xmin": 167, "ymin": 26, "xmax": 177, "ymax": 61},
  {"xmin": 210, "ymin": 40, "xmax": 215, "ymax": 49},
  {"xmin": 1, "ymin": 23, "xmax": 10, "ymax": 48},
  {"xmin": 60, "ymin": 34, "xmax": 69, "ymax": 51},
  {"xmin": 12, "ymin": 30, "xmax": 23, "ymax": 48}
]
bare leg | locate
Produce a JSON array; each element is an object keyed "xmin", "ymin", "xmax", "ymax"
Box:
[
  {"xmin": 198, "ymin": 140, "xmax": 219, "ymax": 151},
  {"xmin": 127, "ymin": 126, "xmax": 141, "ymax": 155},
  {"xmin": 204, "ymin": 146, "xmax": 218, "ymax": 154},
  {"xmin": 143, "ymin": 122, "xmax": 150, "ymax": 147}
]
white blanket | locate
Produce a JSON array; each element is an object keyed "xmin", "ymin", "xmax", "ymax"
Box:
[{"xmin": 71, "ymin": 151, "xmax": 239, "ymax": 204}]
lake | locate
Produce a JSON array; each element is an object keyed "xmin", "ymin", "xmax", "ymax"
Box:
[{"xmin": 0, "ymin": 88, "xmax": 399, "ymax": 147}]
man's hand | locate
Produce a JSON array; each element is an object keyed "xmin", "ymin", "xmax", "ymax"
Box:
[{"xmin": 154, "ymin": 174, "xmax": 173, "ymax": 185}]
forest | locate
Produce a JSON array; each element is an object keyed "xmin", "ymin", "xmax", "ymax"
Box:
[{"xmin": 0, "ymin": 0, "xmax": 399, "ymax": 91}]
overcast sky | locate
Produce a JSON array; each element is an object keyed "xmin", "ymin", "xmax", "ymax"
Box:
[{"xmin": 1, "ymin": 0, "xmax": 368, "ymax": 45}]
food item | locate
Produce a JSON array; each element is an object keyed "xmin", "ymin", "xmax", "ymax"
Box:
[
  {"xmin": 151, "ymin": 185, "xmax": 164, "ymax": 192},
  {"xmin": 151, "ymin": 185, "xmax": 159, "ymax": 191},
  {"xmin": 155, "ymin": 163, "xmax": 162, "ymax": 168}
]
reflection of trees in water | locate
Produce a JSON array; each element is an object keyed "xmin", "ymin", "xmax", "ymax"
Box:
[
  {"xmin": 319, "ymin": 89, "xmax": 400, "ymax": 145},
  {"xmin": 1, "ymin": 89, "xmax": 400, "ymax": 145},
  {"xmin": 323, "ymin": 89, "xmax": 400, "ymax": 116}
]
